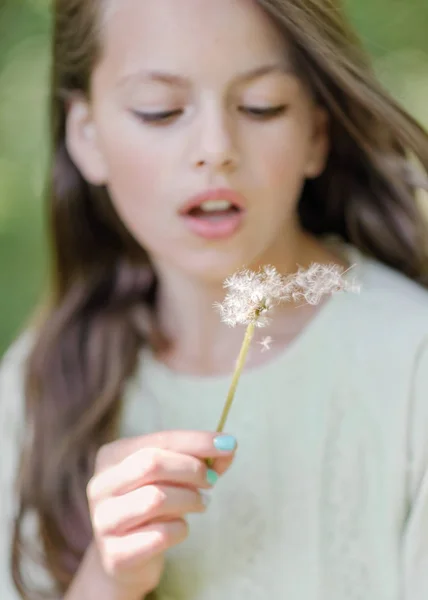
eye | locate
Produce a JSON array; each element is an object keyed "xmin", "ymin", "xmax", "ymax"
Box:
[
  {"xmin": 239, "ymin": 105, "xmax": 288, "ymax": 119},
  {"xmin": 133, "ymin": 109, "xmax": 183, "ymax": 124}
]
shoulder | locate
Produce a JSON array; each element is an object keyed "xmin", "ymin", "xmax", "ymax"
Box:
[
  {"xmin": 361, "ymin": 257, "xmax": 428, "ymax": 305},
  {"xmin": 0, "ymin": 330, "xmax": 35, "ymax": 437},
  {"xmin": 0, "ymin": 330, "xmax": 35, "ymax": 484},
  {"xmin": 0, "ymin": 332, "xmax": 38, "ymax": 598},
  {"xmin": 343, "ymin": 252, "xmax": 428, "ymax": 354},
  {"xmin": 331, "ymin": 251, "xmax": 428, "ymax": 418},
  {"xmin": 1, "ymin": 330, "xmax": 35, "ymax": 396},
  {"xmin": 1, "ymin": 329, "xmax": 35, "ymax": 378}
]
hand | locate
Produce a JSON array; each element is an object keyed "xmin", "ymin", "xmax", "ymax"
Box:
[{"xmin": 86, "ymin": 431, "xmax": 237, "ymax": 597}]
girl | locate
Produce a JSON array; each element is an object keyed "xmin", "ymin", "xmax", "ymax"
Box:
[{"xmin": 1, "ymin": 0, "xmax": 428, "ymax": 598}]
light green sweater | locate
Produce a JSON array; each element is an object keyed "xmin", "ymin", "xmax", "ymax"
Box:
[{"xmin": 2, "ymin": 247, "xmax": 428, "ymax": 599}]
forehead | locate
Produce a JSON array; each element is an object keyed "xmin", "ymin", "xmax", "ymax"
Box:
[{"xmin": 97, "ymin": 0, "xmax": 290, "ymax": 83}]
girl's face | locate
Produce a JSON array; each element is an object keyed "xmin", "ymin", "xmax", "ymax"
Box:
[{"xmin": 67, "ymin": 0, "xmax": 329, "ymax": 282}]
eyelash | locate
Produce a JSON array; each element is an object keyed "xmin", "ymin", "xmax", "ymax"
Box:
[{"xmin": 134, "ymin": 105, "xmax": 288, "ymax": 124}]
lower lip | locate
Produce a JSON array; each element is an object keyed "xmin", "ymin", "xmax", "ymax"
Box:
[{"xmin": 182, "ymin": 211, "xmax": 244, "ymax": 240}]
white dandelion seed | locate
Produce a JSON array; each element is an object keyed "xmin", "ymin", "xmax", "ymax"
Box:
[
  {"xmin": 287, "ymin": 263, "xmax": 360, "ymax": 305},
  {"xmin": 259, "ymin": 336, "xmax": 273, "ymax": 352}
]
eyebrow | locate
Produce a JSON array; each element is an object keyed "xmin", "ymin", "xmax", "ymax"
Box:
[{"xmin": 117, "ymin": 63, "xmax": 293, "ymax": 89}]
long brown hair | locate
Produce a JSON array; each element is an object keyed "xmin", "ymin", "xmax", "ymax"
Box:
[{"xmin": 11, "ymin": 0, "xmax": 428, "ymax": 597}]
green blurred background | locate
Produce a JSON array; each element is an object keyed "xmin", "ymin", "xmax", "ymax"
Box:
[{"xmin": 0, "ymin": 0, "xmax": 427, "ymax": 357}]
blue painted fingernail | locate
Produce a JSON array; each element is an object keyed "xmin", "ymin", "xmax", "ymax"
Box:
[
  {"xmin": 206, "ymin": 469, "xmax": 219, "ymax": 486},
  {"xmin": 213, "ymin": 435, "xmax": 237, "ymax": 452}
]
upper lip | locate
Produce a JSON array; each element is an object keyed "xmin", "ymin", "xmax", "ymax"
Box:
[{"xmin": 179, "ymin": 187, "xmax": 246, "ymax": 215}]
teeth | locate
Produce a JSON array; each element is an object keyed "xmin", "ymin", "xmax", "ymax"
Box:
[{"xmin": 199, "ymin": 200, "xmax": 232, "ymax": 212}]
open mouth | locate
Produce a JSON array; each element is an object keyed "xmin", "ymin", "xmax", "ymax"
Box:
[
  {"xmin": 181, "ymin": 198, "xmax": 245, "ymax": 239},
  {"xmin": 187, "ymin": 200, "xmax": 242, "ymax": 219}
]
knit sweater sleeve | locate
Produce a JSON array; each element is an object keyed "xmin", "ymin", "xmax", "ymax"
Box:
[{"xmin": 402, "ymin": 333, "xmax": 428, "ymax": 599}]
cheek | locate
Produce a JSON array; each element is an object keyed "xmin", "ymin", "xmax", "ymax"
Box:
[
  {"xmin": 245, "ymin": 117, "xmax": 312, "ymax": 231},
  {"xmin": 97, "ymin": 129, "xmax": 173, "ymax": 251},
  {"xmin": 260, "ymin": 119, "xmax": 310, "ymax": 187},
  {"xmin": 107, "ymin": 147, "xmax": 160, "ymax": 231},
  {"xmin": 97, "ymin": 117, "xmax": 166, "ymax": 221},
  {"xmin": 103, "ymin": 129, "xmax": 160, "ymax": 194}
]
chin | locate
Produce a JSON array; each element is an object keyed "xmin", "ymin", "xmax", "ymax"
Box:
[
  {"xmin": 177, "ymin": 248, "xmax": 262, "ymax": 284},
  {"xmin": 150, "ymin": 231, "xmax": 282, "ymax": 285}
]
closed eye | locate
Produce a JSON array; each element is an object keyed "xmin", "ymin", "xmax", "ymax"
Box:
[
  {"xmin": 239, "ymin": 105, "xmax": 288, "ymax": 119},
  {"xmin": 133, "ymin": 109, "xmax": 183, "ymax": 123},
  {"xmin": 132, "ymin": 104, "xmax": 288, "ymax": 125}
]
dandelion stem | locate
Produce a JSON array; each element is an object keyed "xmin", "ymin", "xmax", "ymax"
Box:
[
  {"xmin": 216, "ymin": 321, "xmax": 256, "ymax": 432},
  {"xmin": 206, "ymin": 321, "xmax": 256, "ymax": 468}
]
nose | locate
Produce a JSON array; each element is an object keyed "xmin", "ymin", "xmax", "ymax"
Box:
[{"xmin": 190, "ymin": 106, "xmax": 239, "ymax": 173}]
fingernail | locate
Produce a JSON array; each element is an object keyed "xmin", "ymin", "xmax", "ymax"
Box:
[
  {"xmin": 206, "ymin": 469, "xmax": 219, "ymax": 486},
  {"xmin": 213, "ymin": 434, "xmax": 237, "ymax": 452}
]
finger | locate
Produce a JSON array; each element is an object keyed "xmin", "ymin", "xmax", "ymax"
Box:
[
  {"xmin": 102, "ymin": 519, "xmax": 188, "ymax": 574},
  {"xmin": 88, "ymin": 448, "xmax": 215, "ymax": 502},
  {"xmin": 212, "ymin": 454, "xmax": 235, "ymax": 476},
  {"xmin": 96, "ymin": 431, "xmax": 237, "ymax": 471},
  {"xmin": 93, "ymin": 484, "xmax": 205, "ymax": 536}
]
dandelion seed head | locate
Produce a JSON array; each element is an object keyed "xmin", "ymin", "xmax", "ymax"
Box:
[
  {"xmin": 216, "ymin": 261, "xmax": 359, "ymax": 326},
  {"xmin": 215, "ymin": 265, "xmax": 284, "ymax": 327}
]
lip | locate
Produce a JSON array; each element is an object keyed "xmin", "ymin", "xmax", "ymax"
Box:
[
  {"xmin": 179, "ymin": 187, "xmax": 246, "ymax": 240},
  {"xmin": 179, "ymin": 187, "xmax": 247, "ymax": 215}
]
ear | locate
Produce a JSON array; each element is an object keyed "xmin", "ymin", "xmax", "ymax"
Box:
[
  {"xmin": 65, "ymin": 95, "xmax": 108, "ymax": 185},
  {"xmin": 304, "ymin": 106, "xmax": 330, "ymax": 179}
]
